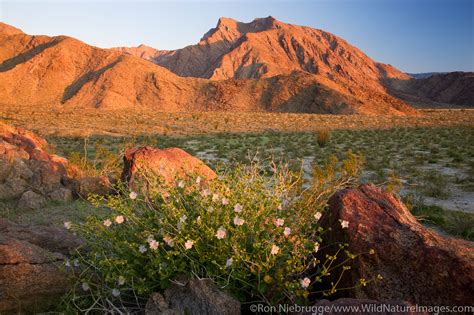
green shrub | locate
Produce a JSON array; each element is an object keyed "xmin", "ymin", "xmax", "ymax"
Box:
[{"xmin": 63, "ymin": 153, "xmax": 374, "ymax": 312}]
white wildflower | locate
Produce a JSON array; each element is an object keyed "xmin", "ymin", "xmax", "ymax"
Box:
[
  {"xmin": 111, "ymin": 288, "xmax": 120, "ymax": 297},
  {"xmin": 340, "ymin": 220, "xmax": 349, "ymax": 229},
  {"xmin": 283, "ymin": 227, "xmax": 291, "ymax": 237},
  {"xmin": 234, "ymin": 203, "xmax": 243, "ymax": 213},
  {"xmin": 314, "ymin": 212, "xmax": 322, "ymax": 221},
  {"xmin": 163, "ymin": 235, "xmax": 174, "ymax": 247},
  {"xmin": 201, "ymin": 189, "xmax": 210, "ymax": 197},
  {"xmin": 73, "ymin": 259, "xmax": 80, "ymax": 267},
  {"xmin": 148, "ymin": 239, "xmax": 159, "ymax": 250},
  {"xmin": 226, "ymin": 258, "xmax": 233, "ymax": 268},
  {"xmin": 271, "ymin": 245, "xmax": 280, "ymax": 255},
  {"xmin": 139, "ymin": 245, "xmax": 147, "ymax": 253},
  {"xmin": 222, "ymin": 197, "xmax": 229, "ymax": 205},
  {"xmin": 196, "ymin": 176, "xmax": 202, "ymax": 185},
  {"xmin": 115, "ymin": 215, "xmax": 124, "ymax": 224},
  {"xmin": 178, "ymin": 180, "xmax": 185, "ymax": 188},
  {"xmin": 63, "ymin": 221, "xmax": 71, "ymax": 230},
  {"xmin": 274, "ymin": 218, "xmax": 285, "ymax": 227},
  {"xmin": 233, "ymin": 216, "xmax": 245, "ymax": 226},
  {"xmin": 215, "ymin": 227, "xmax": 227, "ymax": 239},
  {"xmin": 184, "ymin": 240, "xmax": 194, "ymax": 250},
  {"xmin": 212, "ymin": 193, "xmax": 220, "ymax": 202},
  {"xmin": 314, "ymin": 242, "xmax": 320, "ymax": 252},
  {"xmin": 103, "ymin": 219, "xmax": 112, "ymax": 227},
  {"xmin": 300, "ymin": 277, "xmax": 311, "ymax": 288},
  {"xmin": 82, "ymin": 282, "xmax": 90, "ymax": 291}
]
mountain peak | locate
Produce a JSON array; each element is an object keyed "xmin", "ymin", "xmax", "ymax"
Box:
[
  {"xmin": 0, "ymin": 22, "xmax": 24, "ymax": 36},
  {"xmin": 201, "ymin": 16, "xmax": 283, "ymax": 43},
  {"xmin": 216, "ymin": 17, "xmax": 238, "ymax": 27}
]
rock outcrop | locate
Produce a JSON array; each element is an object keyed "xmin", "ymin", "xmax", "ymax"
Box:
[
  {"xmin": 145, "ymin": 278, "xmax": 240, "ymax": 315},
  {"xmin": 0, "ymin": 219, "xmax": 81, "ymax": 314},
  {"xmin": 121, "ymin": 147, "xmax": 216, "ymax": 191},
  {"xmin": 0, "ymin": 123, "xmax": 72, "ymax": 204},
  {"xmin": 0, "ymin": 123, "xmax": 117, "ymax": 203},
  {"xmin": 320, "ymin": 184, "xmax": 474, "ymax": 306}
]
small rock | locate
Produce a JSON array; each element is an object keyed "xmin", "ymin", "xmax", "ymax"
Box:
[
  {"xmin": 145, "ymin": 278, "xmax": 240, "ymax": 315},
  {"xmin": 17, "ymin": 190, "xmax": 46, "ymax": 210},
  {"xmin": 76, "ymin": 176, "xmax": 114, "ymax": 198},
  {"xmin": 49, "ymin": 188, "xmax": 73, "ymax": 202}
]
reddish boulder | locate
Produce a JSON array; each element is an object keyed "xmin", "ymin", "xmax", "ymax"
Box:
[
  {"xmin": 122, "ymin": 147, "xmax": 216, "ymax": 190},
  {"xmin": 0, "ymin": 123, "xmax": 69, "ymax": 202},
  {"xmin": 320, "ymin": 184, "xmax": 474, "ymax": 306},
  {"xmin": 0, "ymin": 219, "xmax": 81, "ymax": 313},
  {"xmin": 0, "ymin": 123, "xmax": 50, "ymax": 160},
  {"xmin": 0, "ymin": 123, "xmax": 112, "ymax": 202}
]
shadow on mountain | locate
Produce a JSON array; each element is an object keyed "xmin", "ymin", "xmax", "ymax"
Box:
[
  {"xmin": 0, "ymin": 37, "xmax": 64, "ymax": 72},
  {"xmin": 61, "ymin": 57, "xmax": 122, "ymax": 104}
]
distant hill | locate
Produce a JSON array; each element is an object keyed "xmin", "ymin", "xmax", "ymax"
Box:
[
  {"xmin": 0, "ymin": 19, "xmax": 418, "ymax": 115},
  {"xmin": 388, "ymin": 72, "xmax": 474, "ymax": 107},
  {"xmin": 407, "ymin": 72, "xmax": 447, "ymax": 79}
]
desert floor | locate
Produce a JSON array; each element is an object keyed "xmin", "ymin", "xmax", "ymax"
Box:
[{"xmin": 1, "ymin": 108, "xmax": 473, "ymax": 240}]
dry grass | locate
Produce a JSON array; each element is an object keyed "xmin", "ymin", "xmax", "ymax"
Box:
[{"xmin": 0, "ymin": 106, "xmax": 473, "ymax": 137}]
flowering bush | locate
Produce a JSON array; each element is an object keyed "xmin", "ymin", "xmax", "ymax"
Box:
[{"xmin": 65, "ymin": 152, "xmax": 367, "ymax": 311}]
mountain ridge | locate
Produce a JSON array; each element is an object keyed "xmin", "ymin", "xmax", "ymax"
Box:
[{"xmin": 0, "ymin": 19, "xmax": 418, "ymax": 115}]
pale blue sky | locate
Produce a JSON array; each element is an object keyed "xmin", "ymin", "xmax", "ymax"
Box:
[{"xmin": 0, "ymin": 0, "xmax": 472, "ymax": 73}]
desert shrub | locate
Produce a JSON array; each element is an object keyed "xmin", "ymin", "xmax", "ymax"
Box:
[
  {"xmin": 63, "ymin": 153, "xmax": 375, "ymax": 312},
  {"xmin": 67, "ymin": 138, "xmax": 123, "ymax": 178},
  {"xmin": 316, "ymin": 130, "xmax": 331, "ymax": 147},
  {"xmin": 385, "ymin": 171, "xmax": 403, "ymax": 194},
  {"xmin": 418, "ymin": 172, "xmax": 450, "ymax": 199}
]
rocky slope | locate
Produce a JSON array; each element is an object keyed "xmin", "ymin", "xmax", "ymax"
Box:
[
  {"xmin": 388, "ymin": 72, "xmax": 474, "ymax": 107},
  {"xmin": 0, "ymin": 21, "xmax": 416, "ymax": 115}
]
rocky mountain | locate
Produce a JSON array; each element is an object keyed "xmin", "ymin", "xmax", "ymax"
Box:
[
  {"xmin": 388, "ymin": 72, "xmax": 474, "ymax": 107},
  {"xmin": 0, "ymin": 20, "xmax": 417, "ymax": 115}
]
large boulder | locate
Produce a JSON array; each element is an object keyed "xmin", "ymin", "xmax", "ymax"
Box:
[
  {"xmin": 0, "ymin": 122, "xmax": 112, "ymax": 203},
  {"xmin": 0, "ymin": 123, "xmax": 70, "ymax": 203},
  {"xmin": 0, "ymin": 219, "xmax": 82, "ymax": 314},
  {"xmin": 122, "ymin": 147, "xmax": 217, "ymax": 190},
  {"xmin": 145, "ymin": 278, "xmax": 240, "ymax": 315},
  {"xmin": 320, "ymin": 184, "xmax": 474, "ymax": 306}
]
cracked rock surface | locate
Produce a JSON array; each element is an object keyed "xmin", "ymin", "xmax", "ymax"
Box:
[{"xmin": 0, "ymin": 219, "xmax": 81, "ymax": 314}]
